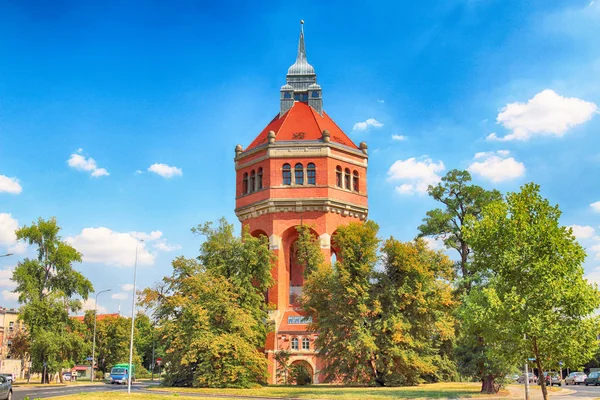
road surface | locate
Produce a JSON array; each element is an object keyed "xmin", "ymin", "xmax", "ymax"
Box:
[{"xmin": 13, "ymin": 382, "xmax": 149, "ymax": 400}]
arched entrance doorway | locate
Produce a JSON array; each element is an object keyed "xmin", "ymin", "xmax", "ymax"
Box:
[{"xmin": 290, "ymin": 360, "xmax": 314, "ymax": 385}]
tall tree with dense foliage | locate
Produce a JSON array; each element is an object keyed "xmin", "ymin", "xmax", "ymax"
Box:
[
  {"xmin": 141, "ymin": 219, "xmax": 274, "ymax": 388},
  {"xmin": 301, "ymin": 222, "xmax": 456, "ymax": 385},
  {"xmin": 463, "ymin": 183, "xmax": 600, "ymax": 400},
  {"xmin": 13, "ymin": 217, "xmax": 93, "ymax": 383},
  {"xmin": 418, "ymin": 169, "xmax": 501, "ymax": 290}
]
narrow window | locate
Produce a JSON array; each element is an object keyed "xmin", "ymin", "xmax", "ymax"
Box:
[
  {"xmin": 243, "ymin": 173, "xmax": 248, "ymax": 194},
  {"xmin": 302, "ymin": 337, "xmax": 310, "ymax": 350},
  {"xmin": 291, "ymin": 337, "xmax": 299, "ymax": 350},
  {"xmin": 353, "ymin": 170, "xmax": 359, "ymax": 192},
  {"xmin": 307, "ymin": 163, "xmax": 316, "ymax": 185},
  {"xmin": 284, "ymin": 92, "xmax": 292, "ymax": 99},
  {"xmin": 344, "ymin": 168, "xmax": 351, "ymax": 190},
  {"xmin": 249, "ymin": 170, "xmax": 256, "ymax": 193},
  {"xmin": 257, "ymin": 167, "xmax": 263, "ymax": 190},
  {"xmin": 336, "ymin": 166, "xmax": 342, "ymax": 188},
  {"xmin": 295, "ymin": 163, "xmax": 304, "ymax": 185},
  {"xmin": 282, "ymin": 164, "xmax": 291, "ymax": 185}
]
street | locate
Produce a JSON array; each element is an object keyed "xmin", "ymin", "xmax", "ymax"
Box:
[{"xmin": 13, "ymin": 382, "xmax": 149, "ymax": 400}]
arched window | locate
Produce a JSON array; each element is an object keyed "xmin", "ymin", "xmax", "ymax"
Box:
[
  {"xmin": 302, "ymin": 337, "xmax": 310, "ymax": 350},
  {"xmin": 284, "ymin": 92, "xmax": 292, "ymax": 99},
  {"xmin": 291, "ymin": 337, "xmax": 299, "ymax": 350},
  {"xmin": 295, "ymin": 163, "xmax": 304, "ymax": 185},
  {"xmin": 243, "ymin": 173, "xmax": 248, "ymax": 194},
  {"xmin": 344, "ymin": 168, "xmax": 351, "ymax": 190},
  {"xmin": 336, "ymin": 166, "xmax": 342, "ymax": 188},
  {"xmin": 249, "ymin": 170, "xmax": 256, "ymax": 193},
  {"xmin": 282, "ymin": 164, "xmax": 291, "ymax": 185},
  {"xmin": 353, "ymin": 170, "xmax": 359, "ymax": 192},
  {"xmin": 257, "ymin": 167, "xmax": 263, "ymax": 190},
  {"xmin": 307, "ymin": 163, "xmax": 316, "ymax": 185},
  {"xmin": 311, "ymin": 91, "xmax": 319, "ymax": 98}
]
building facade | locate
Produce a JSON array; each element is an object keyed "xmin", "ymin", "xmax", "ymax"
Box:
[{"xmin": 234, "ymin": 23, "xmax": 368, "ymax": 384}]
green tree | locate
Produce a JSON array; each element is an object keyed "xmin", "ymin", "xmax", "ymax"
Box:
[
  {"xmin": 463, "ymin": 183, "xmax": 600, "ymax": 400},
  {"xmin": 418, "ymin": 169, "xmax": 501, "ymax": 290},
  {"xmin": 141, "ymin": 219, "xmax": 275, "ymax": 388},
  {"xmin": 273, "ymin": 350, "xmax": 292, "ymax": 384},
  {"xmin": 375, "ymin": 238, "xmax": 457, "ymax": 385},
  {"xmin": 303, "ymin": 221, "xmax": 382, "ymax": 384},
  {"xmin": 134, "ymin": 313, "xmax": 162, "ymax": 373},
  {"xmin": 13, "ymin": 217, "xmax": 93, "ymax": 383}
]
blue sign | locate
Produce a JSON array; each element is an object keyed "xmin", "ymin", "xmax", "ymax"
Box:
[
  {"xmin": 528, "ymin": 358, "xmax": 536, "ymax": 361},
  {"xmin": 86, "ymin": 357, "xmax": 93, "ymax": 361},
  {"xmin": 559, "ymin": 361, "xmax": 564, "ymax": 366}
]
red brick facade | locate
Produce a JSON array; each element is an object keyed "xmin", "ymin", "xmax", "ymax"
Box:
[{"xmin": 234, "ymin": 101, "xmax": 369, "ymax": 383}]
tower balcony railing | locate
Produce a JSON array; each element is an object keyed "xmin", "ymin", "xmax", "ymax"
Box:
[{"xmin": 289, "ymin": 286, "xmax": 302, "ymax": 304}]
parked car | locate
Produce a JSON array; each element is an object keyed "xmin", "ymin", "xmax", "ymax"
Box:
[
  {"xmin": 539, "ymin": 372, "xmax": 561, "ymax": 386},
  {"xmin": 0, "ymin": 374, "xmax": 12, "ymax": 400},
  {"xmin": 585, "ymin": 371, "xmax": 600, "ymax": 386},
  {"xmin": 62, "ymin": 372, "xmax": 72, "ymax": 382},
  {"xmin": 565, "ymin": 371, "xmax": 587, "ymax": 385},
  {"xmin": 0, "ymin": 375, "xmax": 12, "ymax": 384},
  {"xmin": 517, "ymin": 372, "xmax": 538, "ymax": 384}
]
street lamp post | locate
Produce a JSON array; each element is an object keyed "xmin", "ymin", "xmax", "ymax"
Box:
[
  {"xmin": 0, "ymin": 253, "xmax": 13, "ymax": 258},
  {"xmin": 128, "ymin": 238, "xmax": 143, "ymax": 394},
  {"xmin": 91, "ymin": 289, "xmax": 111, "ymax": 382}
]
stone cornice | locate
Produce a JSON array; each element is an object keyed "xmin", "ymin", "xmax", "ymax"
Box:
[
  {"xmin": 235, "ymin": 144, "xmax": 368, "ymax": 171},
  {"xmin": 235, "ymin": 140, "xmax": 367, "ymax": 162},
  {"xmin": 235, "ymin": 197, "xmax": 368, "ymax": 222}
]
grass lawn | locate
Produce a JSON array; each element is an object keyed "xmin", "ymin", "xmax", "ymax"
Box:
[
  {"xmin": 41, "ymin": 393, "xmax": 239, "ymax": 400},
  {"xmin": 151, "ymin": 382, "xmax": 505, "ymax": 399}
]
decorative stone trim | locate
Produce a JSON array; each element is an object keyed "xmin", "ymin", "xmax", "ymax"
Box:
[
  {"xmin": 235, "ymin": 140, "xmax": 367, "ymax": 165},
  {"xmin": 235, "ymin": 197, "xmax": 368, "ymax": 222}
]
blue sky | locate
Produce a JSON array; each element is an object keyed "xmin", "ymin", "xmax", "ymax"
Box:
[{"xmin": 1, "ymin": 0, "xmax": 600, "ymax": 314}]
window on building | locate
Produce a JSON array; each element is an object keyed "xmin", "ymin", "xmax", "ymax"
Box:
[
  {"xmin": 249, "ymin": 170, "xmax": 256, "ymax": 193},
  {"xmin": 353, "ymin": 170, "xmax": 359, "ymax": 192},
  {"xmin": 311, "ymin": 91, "xmax": 319, "ymax": 98},
  {"xmin": 243, "ymin": 173, "xmax": 248, "ymax": 194},
  {"xmin": 287, "ymin": 316, "xmax": 313, "ymax": 324},
  {"xmin": 302, "ymin": 337, "xmax": 310, "ymax": 350},
  {"xmin": 295, "ymin": 163, "xmax": 304, "ymax": 185},
  {"xmin": 291, "ymin": 337, "xmax": 299, "ymax": 350},
  {"xmin": 307, "ymin": 163, "xmax": 316, "ymax": 185},
  {"xmin": 284, "ymin": 92, "xmax": 292, "ymax": 99},
  {"xmin": 344, "ymin": 168, "xmax": 351, "ymax": 189},
  {"xmin": 336, "ymin": 166, "xmax": 342, "ymax": 187},
  {"xmin": 9, "ymin": 321, "xmax": 13, "ymax": 330},
  {"xmin": 282, "ymin": 164, "xmax": 291, "ymax": 185},
  {"xmin": 257, "ymin": 167, "xmax": 263, "ymax": 190}
]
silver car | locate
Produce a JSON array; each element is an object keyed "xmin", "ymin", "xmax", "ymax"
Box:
[
  {"xmin": 0, "ymin": 375, "xmax": 12, "ymax": 400},
  {"xmin": 517, "ymin": 372, "xmax": 538, "ymax": 384},
  {"xmin": 565, "ymin": 371, "xmax": 587, "ymax": 385}
]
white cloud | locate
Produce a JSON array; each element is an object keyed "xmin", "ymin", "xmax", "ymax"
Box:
[
  {"xmin": 591, "ymin": 202, "xmax": 600, "ymax": 212},
  {"xmin": 569, "ymin": 225, "xmax": 596, "ymax": 239},
  {"xmin": 489, "ymin": 89, "xmax": 598, "ymax": 141},
  {"xmin": 153, "ymin": 241, "xmax": 182, "ymax": 252},
  {"xmin": 0, "ymin": 213, "xmax": 27, "ymax": 254},
  {"xmin": 2, "ymin": 290, "xmax": 19, "ymax": 302},
  {"xmin": 67, "ymin": 150, "xmax": 109, "ymax": 177},
  {"xmin": 121, "ymin": 284, "xmax": 134, "ymax": 292},
  {"xmin": 352, "ymin": 118, "xmax": 384, "ymax": 132},
  {"xmin": 111, "ymin": 292, "xmax": 128, "ymax": 300},
  {"xmin": 0, "ymin": 175, "xmax": 22, "ymax": 194},
  {"xmin": 148, "ymin": 163, "xmax": 182, "ymax": 178},
  {"xmin": 377, "ymin": 99, "xmax": 385, "ymax": 103},
  {"xmin": 130, "ymin": 231, "xmax": 163, "ymax": 241},
  {"xmin": 81, "ymin": 298, "xmax": 108, "ymax": 314},
  {"xmin": 467, "ymin": 150, "xmax": 525, "ymax": 183},
  {"xmin": 0, "ymin": 268, "xmax": 16, "ymax": 289},
  {"xmin": 592, "ymin": 243, "xmax": 600, "ymax": 260},
  {"xmin": 422, "ymin": 237, "xmax": 446, "ymax": 251},
  {"xmin": 387, "ymin": 156, "xmax": 445, "ymax": 195},
  {"xmin": 391, "ymin": 135, "xmax": 407, "ymax": 141},
  {"xmin": 135, "ymin": 170, "xmax": 143, "ymax": 175},
  {"xmin": 66, "ymin": 227, "xmax": 156, "ymax": 267}
]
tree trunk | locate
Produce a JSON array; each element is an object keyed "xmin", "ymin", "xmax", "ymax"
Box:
[
  {"xmin": 481, "ymin": 374, "xmax": 498, "ymax": 394},
  {"xmin": 369, "ymin": 355, "xmax": 384, "ymax": 386},
  {"xmin": 532, "ymin": 338, "xmax": 548, "ymax": 400}
]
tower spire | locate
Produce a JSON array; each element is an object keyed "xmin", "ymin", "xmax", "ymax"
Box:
[{"xmin": 297, "ymin": 20, "xmax": 306, "ymax": 62}]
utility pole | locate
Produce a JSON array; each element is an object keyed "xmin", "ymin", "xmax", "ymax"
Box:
[
  {"xmin": 128, "ymin": 238, "xmax": 142, "ymax": 394},
  {"xmin": 91, "ymin": 289, "xmax": 111, "ymax": 382},
  {"xmin": 151, "ymin": 320, "xmax": 156, "ymax": 381},
  {"xmin": 524, "ymin": 334, "xmax": 530, "ymax": 400}
]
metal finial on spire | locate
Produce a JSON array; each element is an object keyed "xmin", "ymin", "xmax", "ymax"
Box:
[{"xmin": 297, "ymin": 21, "xmax": 306, "ymax": 61}]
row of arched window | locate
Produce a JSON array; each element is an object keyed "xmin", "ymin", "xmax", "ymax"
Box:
[
  {"xmin": 291, "ymin": 337, "xmax": 311, "ymax": 351},
  {"xmin": 282, "ymin": 163, "xmax": 316, "ymax": 186},
  {"xmin": 242, "ymin": 168, "xmax": 263, "ymax": 194},
  {"xmin": 336, "ymin": 166, "xmax": 360, "ymax": 192}
]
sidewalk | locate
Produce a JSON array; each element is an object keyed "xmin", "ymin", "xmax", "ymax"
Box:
[{"xmin": 507, "ymin": 385, "xmax": 587, "ymax": 400}]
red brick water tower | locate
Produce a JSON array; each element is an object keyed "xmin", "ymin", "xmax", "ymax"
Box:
[{"xmin": 234, "ymin": 22, "xmax": 369, "ymax": 384}]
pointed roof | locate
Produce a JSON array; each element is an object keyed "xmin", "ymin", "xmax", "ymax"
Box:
[
  {"xmin": 287, "ymin": 22, "xmax": 315, "ymax": 76},
  {"xmin": 246, "ymin": 102, "xmax": 358, "ymax": 151}
]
